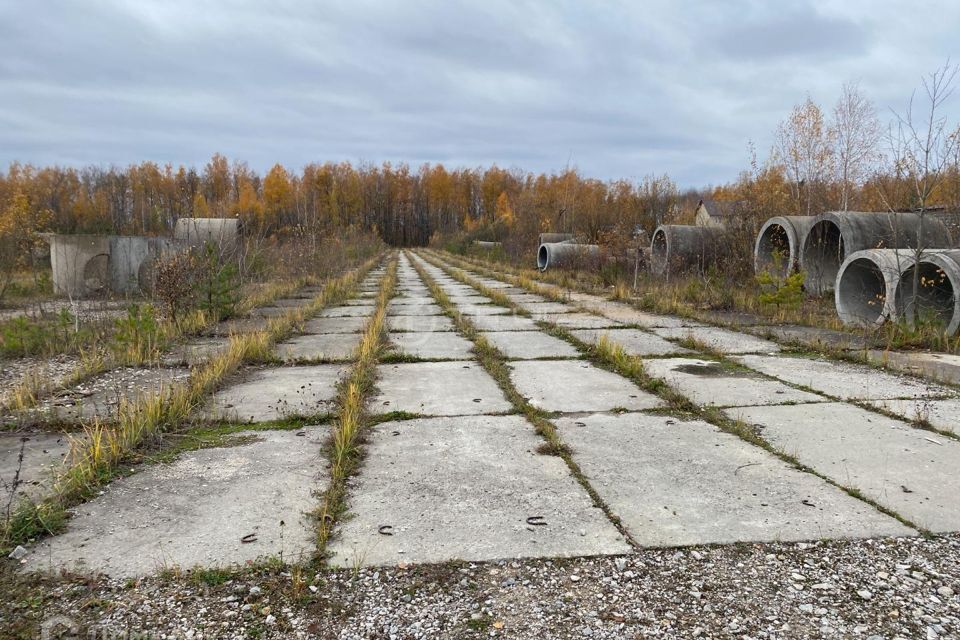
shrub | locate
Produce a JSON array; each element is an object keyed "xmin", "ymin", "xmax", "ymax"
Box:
[
  {"xmin": 196, "ymin": 243, "xmax": 240, "ymax": 321},
  {"xmin": 757, "ymin": 270, "xmax": 805, "ymax": 310},
  {"xmin": 112, "ymin": 304, "xmax": 164, "ymax": 364},
  {"xmin": 153, "ymin": 251, "xmax": 201, "ymax": 324},
  {"xmin": 0, "ymin": 309, "xmax": 88, "ymax": 358}
]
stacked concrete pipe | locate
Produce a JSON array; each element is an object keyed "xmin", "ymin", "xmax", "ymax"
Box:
[
  {"xmin": 800, "ymin": 211, "xmax": 953, "ymax": 295},
  {"xmin": 49, "ymin": 233, "xmax": 186, "ymax": 297},
  {"xmin": 754, "ymin": 216, "xmax": 816, "ymax": 276},
  {"xmin": 649, "ymin": 225, "xmax": 728, "ymax": 276},
  {"xmin": 537, "ymin": 242, "xmax": 600, "ymax": 271},
  {"xmin": 893, "ymin": 249, "xmax": 960, "ymax": 336},
  {"xmin": 835, "ymin": 249, "xmax": 916, "ymax": 326}
]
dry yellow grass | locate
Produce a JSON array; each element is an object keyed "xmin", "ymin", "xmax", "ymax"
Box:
[
  {"xmin": 1, "ymin": 254, "xmax": 384, "ymax": 549},
  {"xmin": 317, "ymin": 254, "xmax": 397, "ymax": 551}
]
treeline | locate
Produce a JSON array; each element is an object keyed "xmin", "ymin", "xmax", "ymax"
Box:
[{"xmin": 0, "ymin": 157, "xmax": 682, "ymax": 247}]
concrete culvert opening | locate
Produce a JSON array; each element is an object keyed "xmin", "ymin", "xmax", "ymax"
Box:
[
  {"xmin": 895, "ymin": 260, "xmax": 957, "ymax": 332},
  {"xmin": 755, "ymin": 222, "xmax": 792, "ymax": 276},
  {"xmin": 802, "ymin": 220, "xmax": 844, "ymax": 295},
  {"xmin": 537, "ymin": 244, "xmax": 549, "ymax": 270},
  {"xmin": 836, "ymin": 257, "xmax": 889, "ymax": 325},
  {"xmin": 82, "ymin": 253, "xmax": 110, "ymax": 294},
  {"xmin": 650, "ymin": 228, "xmax": 668, "ymax": 273}
]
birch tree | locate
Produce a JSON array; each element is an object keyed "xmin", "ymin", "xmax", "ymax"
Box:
[{"xmin": 832, "ymin": 81, "xmax": 881, "ymax": 211}]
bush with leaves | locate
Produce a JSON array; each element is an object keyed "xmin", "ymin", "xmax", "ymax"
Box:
[{"xmin": 153, "ymin": 251, "xmax": 201, "ymax": 324}]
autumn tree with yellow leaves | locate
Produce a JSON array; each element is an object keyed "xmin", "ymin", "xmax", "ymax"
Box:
[{"xmin": 0, "ymin": 190, "xmax": 51, "ymax": 299}]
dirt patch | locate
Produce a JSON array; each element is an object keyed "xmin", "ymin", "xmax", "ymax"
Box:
[{"xmin": 672, "ymin": 362, "xmax": 743, "ymax": 377}]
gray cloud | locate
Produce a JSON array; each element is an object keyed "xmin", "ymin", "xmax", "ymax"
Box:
[
  {"xmin": 711, "ymin": 2, "xmax": 869, "ymax": 60},
  {"xmin": 0, "ymin": 0, "xmax": 958, "ymax": 186}
]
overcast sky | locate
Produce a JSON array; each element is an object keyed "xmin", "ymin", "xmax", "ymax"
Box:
[{"xmin": 1, "ymin": 0, "xmax": 958, "ymax": 187}]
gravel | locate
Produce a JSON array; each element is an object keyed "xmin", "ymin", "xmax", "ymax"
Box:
[
  {"xmin": 0, "ymin": 299, "xmax": 130, "ymax": 323},
  {"xmin": 0, "ymin": 354, "xmax": 79, "ymax": 405},
  {"xmin": 6, "ymin": 534, "xmax": 958, "ymax": 639},
  {"xmin": 3, "ymin": 366, "xmax": 192, "ymax": 427}
]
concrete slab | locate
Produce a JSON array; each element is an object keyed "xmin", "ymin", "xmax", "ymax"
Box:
[
  {"xmin": 469, "ymin": 314, "xmax": 539, "ymax": 332},
  {"xmin": 387, "ymin": 302, "xmax": 443, "ymax": 315},
  {"xmin": 371, "ymin": 361, "xmax": 511, "ymax": 416},
  {"xmin": 328, "ymin": 415, "xmax": 630, "ymax": 567},
  {"xmin": 863, "ymin": 350, "xmax": 960, "ymax": 386},
  {"xmin": 271, "ymin": 298, "xmax": 312, "ymax": 308},
  {"xmin": 504, "ymin": 293, "xmax": 550, "ymax": 304},
  {"xmin": 578, "ymin": 303, "xmax": 703, "ymax": 328},
  {"xmin": 249, "ymin": 306, "xmax": 289, "ymax": 318},
  {"xmin": 0, "ymin": 432, "xmax": 71, "ymax": 502},
  {"xmin": 533, "ymin": 312, "xmax": 622, "ymax": 330},
  {"xmin": 25, "ymin": 427, "xmax": 326, "ymax": 577},
  {"xmin": 481, "ymin": 331, "xmax": 581, "ymax": 360},
  {"xmin": 641, "ymin": 358, "xmax": 827, "ymax": 408},
  {"xmin": 275, "ymin": 333, "xmax": 360, "ymax": 362},
  {"xmin": 388, "ymin": 296, "xmax": 437, "ymax": 306},
  {"xmin": 342, "ymin": 299, "xmax": 377, "ymax": 307},
  {"xmin": 731, "ymin": 403, "xmax": 960, "ymax": 533},
  {"xmin": 735, "ymin": 355, "xmax": 956, "ymax": 401},
  {"xmin": 652, "ymin": 327, "xmax": 781, "ymax": 354},
  {"xmin": 518, "ymin": 301, "xmax": 577, "ymax": 314},
  {"xmin": 456, "ymin": 303, "xmax": 510, "ymax": 316},
  {"xmin": 566, "ymin": 292, "xmax": 606, "ymax": 304},
  {"xmin": 206, "ymin": 365, "xmax": 346, "ymax": 422},
  {"xmin": 866, "ymin": 398, "xmax": 960, "ymax": 436},
  {"xmin": 304, "ymin": 316, "xmax": 368, "ymax": 334},
  {"xmin": 439, "ymin": 286, "xmax": 477, "ymax": 295},
  {"xmin": 475, "ymin": 280, "xmax": 513, "ymax": 289},
  {"xmin": 162, "ymin": 337, "xmax": 232, "ymax": 366},
  {"xmin": 204, "ymin": 317, "xmax": 269, "ymax": 337},
  {"xmin": 696, "ymin": 310, "xmax": 773, "ymax": 327},
  {"xmin": 555, "ymin": 413, "xmax": 912, "ymax": 546},
  {"xmin": 570, "ymin": 328, "xmax": 693, "ymax": 357},
  {"xmin": 319, "ymin": 306, "xmax": 374, "ymax": 318},
  {"xmin": 388, "ymin": 315, "xmax": 455, "ymax": 332},
  {"xmin": 388, "ymin": 332, "xmax": 476, "ymax": 360},
  {"xmin": 508, "ymin": 360, "xmax": 662, "ymax": 413},
  {"xmin": 447, "ymin": 295, "xmax": 494, "ymax": 305},
  {"xmin": 745, "ymin": 324, "xmax": 869, "ymax": 351}
]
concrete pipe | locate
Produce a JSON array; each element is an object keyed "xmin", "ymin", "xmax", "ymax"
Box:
[
  {"xmin": 48, "ymin": 234, "xmax": 113, "ymax": 298},
  {"xmin": 108, "ymin": 236, "xmax": 153, "ymax": 295},
  {"xmin": 835, "ymin": 249, "xmax": 916, "ymax": 326},
  {"xmin": 649, "ymin": 225, "xmax": 728, "ymax": 276},
  {"xmin": 473, "ymin": 241, "xmax": 502, "ymax": 249},
  {"xmin": 893, "ymin": 249, "xmax": 960, "ymax": 336},
  {"xmin": 538, "ymin": 233, "xmax": 574, "ymax": 245},
  {"xmin": 754, "ymin": 216, "xmax": 816, "ymax": 277},
  {"xmin": 174, "ymin": 217, "xmax": 240, "ymax": 254},
  {"xmin": 537, "ymin": 242, "xmax": 600, "ymax": 271},
  {"xmin": 800, "ymin": 212, "xmax": 953, "ymax": 295}
]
